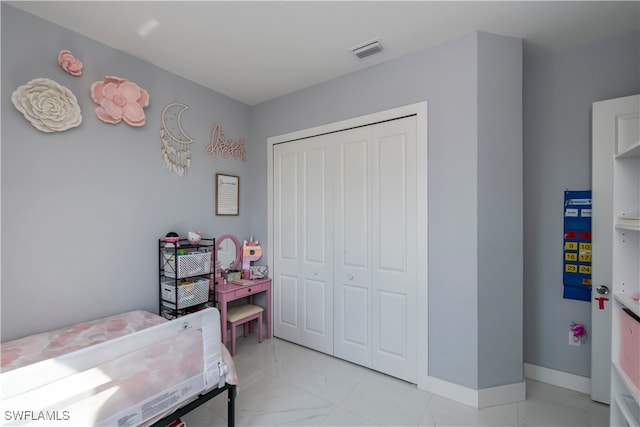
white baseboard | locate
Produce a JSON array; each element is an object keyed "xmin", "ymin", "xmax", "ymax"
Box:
[
  {"xmin": 479, "ymin": 381, "xmax": 527, "ymax": 408},
  {"xmin": 422, "ymin": 376, "xmax": 526, "ymax": 409},
  {"xmin": 420, "ymin": 364, "xmax": 590, "ymax": 408},
  {"xmin": 524, "ymin": 363, "xmax": 591, "ymax": 394}
]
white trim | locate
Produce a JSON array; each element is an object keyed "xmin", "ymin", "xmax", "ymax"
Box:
[
  {"xmin": 479, "ymin": 381, "xmax": 526, "ymax": 408},
  {"xmin": 524, "ymin": 362, "xmax": 591, "ymax": 394},
  {"xmin": 415, "ymin": 102, "xmax": 429, "ymax": 390},
  {"xmin": 267, "ymin": 102, "xmax": 428, "ymax": 386},
  {"xmin": 422, "ymin": 375, "xmax": 526, "ymax": 408},
  {"xmin": 268, "ymin": 103, "xmax": 426, "ymax": 145}
]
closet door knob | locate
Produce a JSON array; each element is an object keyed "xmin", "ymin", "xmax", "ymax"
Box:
[
  {"xmin": 347, "ymin": 274, "xmax": 354, "ymax": 280},
  {"xmin": 313, "ymin": 271, "xmax": 318, "ymax": 276}
]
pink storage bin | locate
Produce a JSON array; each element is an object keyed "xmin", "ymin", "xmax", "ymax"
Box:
[{"xmin": 620, "ymin": 307, "xmax": 640, "ymax": 389}]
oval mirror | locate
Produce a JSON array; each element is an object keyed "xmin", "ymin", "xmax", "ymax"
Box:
[{"xmin": 215, "ymin": 234, "xmax": 241, "ymax": 271}]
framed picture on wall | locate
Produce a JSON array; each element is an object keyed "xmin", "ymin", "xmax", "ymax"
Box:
[{"xmin": 215, "ymin": 173, "xmax": 239, "ymax": 216}]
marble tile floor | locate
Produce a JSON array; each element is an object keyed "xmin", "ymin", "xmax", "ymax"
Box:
[{"xmin": 183, "ymin": 337, "xmax": 609, "ymax": 426}]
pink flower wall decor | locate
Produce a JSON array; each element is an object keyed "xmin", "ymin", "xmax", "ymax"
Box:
[
  {"xmin": 90, "ymin": 76, "xmax": 149, "ymax": 127},
  {"xmin": 58, "ymin": 50, "xmax": 83, "ymax": 76}
]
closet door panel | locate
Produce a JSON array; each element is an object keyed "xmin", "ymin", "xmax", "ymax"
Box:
[
  {"xmin": 300, "ymin": 146, "xmax": 333, "ymax": 353},
  {"xmin": 279, "ymin": 275, "xmax": 299, "ymax": 327},
  {"xmin": 341, "ymin": 139, "xmax": 370, "ymax": 268},
  {"xmin": 273, "ymin": 146, "xmax": 302, "ymax": 342},
  {"xmin": 274, "ymin": 138, "xmax": 334, "ymax": 353},
  {"xmin": 303, "ymin": 148, "xmax": 328, "ymax": 264},
  {"xmin": 274, "ymin": 114, "xmax": 419, "ymax": 382},
  {"xmin": 275, "ymin": 149, "xmax": 299, "ymax": 260},
  {"xmin": 378, "ymin": 291, "xmax": 407, "ymax": 354},
  {"xmin": 376, "ymin": 132, "xmax": 407, "ymax": 270},
  {"xmin": 334, "ymin": 130, "xmax": 373, "ymax": 366},
  {"xmin": 371, "ymin": 117, "xmax": 417, "ymax": 382},
  {"xmin": 304, "ymin": 278, "xmax": 328, "ymax": 334},
  {"xmin": 342, "ymin": 284, "xmax": 369, "ymax": 345}
]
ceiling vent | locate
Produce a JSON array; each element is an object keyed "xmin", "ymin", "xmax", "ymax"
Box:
[{"xmin": 351, "ymin": 39, "xmax": 383, "ymax": 59}]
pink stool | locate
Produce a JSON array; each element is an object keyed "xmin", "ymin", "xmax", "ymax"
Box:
[{"xmin": 226, "ymin": 304, "xmax": 264, "ymax": 356}]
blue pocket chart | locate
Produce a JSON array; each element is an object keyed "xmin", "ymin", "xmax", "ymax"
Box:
[{"xmin": 563, "ymin": 190, "xmax": 592, "ymax": 302}]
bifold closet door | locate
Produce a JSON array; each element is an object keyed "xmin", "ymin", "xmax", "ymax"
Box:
[
  {"xmin": 333, "ymin": 117, "xmax": 417, "ymax": 383},
  {"xmin": 273, "ymin": 115, "xmax": 418, "ymax": 383},
  {"xmin": 273, "ymin": 137, "xmax": 334, "ymax": 354}
]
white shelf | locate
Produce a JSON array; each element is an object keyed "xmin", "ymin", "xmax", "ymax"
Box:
[
  {"xmin": 614, "ymin": 293, "xmax": 640, "ymax": 319},
  {"xmin": 615, "ymin": 140, "xmax": 640, "ymax": 159},
  {"xmin": 613, "ymin": 362, "xmax": 640, "ymax": 406},
  {"xmin": 608, "ymin": 95, "xmax": 640, "ymax": 427},
  {"xmin": 615, "ymin": 216, "xmax": 640, "ymax": 231},
  {"xmin": 616, "ymin": 223, "xmax": 640, "ymax": 232},
  {"xmin": 615, "ymin": 394, "xmax": 640, "ymax": 427}
]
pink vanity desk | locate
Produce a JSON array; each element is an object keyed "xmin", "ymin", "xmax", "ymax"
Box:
[{"xmin": 215, "ymin": 278, "xmax": 271, "ymax": 347}]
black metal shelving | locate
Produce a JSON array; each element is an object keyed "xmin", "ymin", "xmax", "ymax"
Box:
[{"xmin": 159, "ymin": 237, "xmax": 216, "ymax": 319}]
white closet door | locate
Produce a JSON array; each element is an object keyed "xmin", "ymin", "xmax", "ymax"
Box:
[
  {"xmin": 371, "ymin": 117, "xmax": 417, "ymax": 383},
  {"xmin": 274, "ymin": 115, "xmax": 418, "ymax": 382},
  {"xmin": 334, "ymin": 116, "xmax": 417, "ymax": 382},
  {"xmin": 333, "ymin": 126, "xmax": 373, "ymax": 366},
  {"xmin": 273, "ymin": 138, "xmax": 334, "ymax": 353}
]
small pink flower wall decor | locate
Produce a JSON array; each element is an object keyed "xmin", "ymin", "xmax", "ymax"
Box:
[
  {"xmin": 58, "ymin": 50, "xmax": 83, "ymax": 76},
  {"xmin": 90, "ymin": 76, "xmax": 149, "ymax": 126}
]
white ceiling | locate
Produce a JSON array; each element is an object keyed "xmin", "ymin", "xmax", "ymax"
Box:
[{"xmin": 7, "ymin": 1, "xmax": 640, "ymax": 106}]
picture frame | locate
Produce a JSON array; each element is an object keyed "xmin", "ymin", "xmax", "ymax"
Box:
[{"xmin": 215, "ymin": 173, "xmax": 239, "ymax": 216}]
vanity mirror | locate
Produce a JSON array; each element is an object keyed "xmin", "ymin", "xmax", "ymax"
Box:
[{"xmin": 215, "ymin": 234, "xmax": 241, "ymax": 271}]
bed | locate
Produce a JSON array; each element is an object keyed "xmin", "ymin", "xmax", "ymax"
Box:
[{"xmin": 1, "ymin": 308, "xmax": 237, "ymax": 426}]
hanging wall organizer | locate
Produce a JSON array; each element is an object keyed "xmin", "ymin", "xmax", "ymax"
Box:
[{"xmin": 563, "ymin": 190, "xmax": 592, "ymax": 301}]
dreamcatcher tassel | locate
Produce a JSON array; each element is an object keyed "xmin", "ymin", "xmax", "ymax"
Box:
[{"xmin": 160, "ymin": 103, "xmax": 194, "ymax": 177}]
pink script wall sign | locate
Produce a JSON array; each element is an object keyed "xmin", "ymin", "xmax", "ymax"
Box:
[{"xmin": 205, "ymin": 123, "xmax": 246, "ymax": 162}]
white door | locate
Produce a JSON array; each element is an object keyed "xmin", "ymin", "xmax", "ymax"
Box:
[
  {"xmin": 334, "ymin": 117, "xmax": 418, "ymax": 382},
  {"xmin": 371, "ymin": 118, "xmax": 417, "ymax": 382},
  {"xmin": 273, "ymin": 137, "xmax": 334, "ymax": 354},
  {"xmin": 273, "ymin": 114, "xmax": 419, "ymax": 383},
  {"xmin": 591, "ymin": 94, "xmax": 640, "ymax": 403},
  {"xmin": 333, "ymin": 126, "xmax": 372, "ymax": 366}
]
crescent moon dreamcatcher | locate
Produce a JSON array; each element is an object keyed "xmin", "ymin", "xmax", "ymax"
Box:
[{"xmin": 160, "ymin": 102, "xmax": 193, "ymax": 177}]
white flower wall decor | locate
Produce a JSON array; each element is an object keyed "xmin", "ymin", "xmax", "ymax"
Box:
[{"xmin": 11, "ymin": 78, "xmax": 82, "ymax": 133}]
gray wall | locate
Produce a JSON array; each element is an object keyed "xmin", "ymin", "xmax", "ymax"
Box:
[
  {"xmin": 249, "ymin": 32, "xmax": 524, "ymax": 390},
  {"xmin": 1, "ymin": 5, "xmax": 253, "ymax": 341},
  {"xmin": 522, "ymin": 31, "xmax": 640, "ymax": 377},
  {"xmin": 477, "ymin": 33, "xmax": 523, "ymax": 389},
  {"xmin": 3, "ymin": 1, "xmax": 639, "ymax": 389}
]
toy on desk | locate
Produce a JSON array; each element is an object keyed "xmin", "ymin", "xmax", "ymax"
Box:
[
  {"xmin": 242, "ymin": 235, "xmax": 262, "ymax": 279},
  {"xmin": 187, "ymin": 231, "xmax": 202, "ymax": 245},
  {"xmin": 214, "ymin": 260, "xmax": 225, "ymax": 289},
  {"xmin": 164, "ymin": 232, "xmax": 180, "ymax": 247},
  {"xmin": 249, "ymin": 265, "xmax": 268, "ymax": 279}
]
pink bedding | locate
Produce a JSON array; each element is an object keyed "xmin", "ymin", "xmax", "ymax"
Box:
[{"xmin": 1, "ymin": 310, "xmax": 166, "ymax": 373}]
